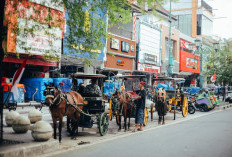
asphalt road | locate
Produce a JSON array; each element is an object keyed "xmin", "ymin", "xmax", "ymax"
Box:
[{"xmin": 53, "ymin": 109, "xmax": 232, "ymax": 157}]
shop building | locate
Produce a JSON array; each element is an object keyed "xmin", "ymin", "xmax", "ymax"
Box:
[
  {"xmin": 160, "ymin": 24, "xmax": 180, "ymax": 77},
  {"xmin": 103, "ymin": 3, "xmax": 140, "ymax": 77},
  {"xmin": 104, "ymin": 34, "xmax": 136, "ymax": 74},
  {"xmin": 179, "ymin": 33, "xmax": 200, "ymax": 87}
]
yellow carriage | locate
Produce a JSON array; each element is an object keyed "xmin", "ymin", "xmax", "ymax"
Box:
[{"xmin": 153, "ymin": 77, "xmax": 188, "ymax": 120}]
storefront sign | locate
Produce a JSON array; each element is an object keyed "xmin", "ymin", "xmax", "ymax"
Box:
[
  {"xmin": 117, "ymin": 59, "xmax": 125, "ymax": 66},
  {"xmin": 121, "ymin": 41, "xmax": 129, "ymax": 52},
  {"xmin": 144, "ymin": 53, "xmax": 157, "ymax": 65},
  {"xmin": 138, "ymin": 63, "xmax": 160, "ymax": 73},
  {"xmin": 111, "ymin": 38, "xmax": 119, "ymax": 50}
]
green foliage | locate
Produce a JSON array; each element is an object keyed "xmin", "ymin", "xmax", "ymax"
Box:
[{"xmin": 204, "ymin": 42, "xmax": 232, "ymax": 84}]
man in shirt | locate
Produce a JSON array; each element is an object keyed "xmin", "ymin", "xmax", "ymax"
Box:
[
  {"xmin": 85, "ymin": 78, "xmax": 102, "ymax": 97},
  {"xmin": 132, "ymin": 81, "xmax": 146, "ymax": 132}
]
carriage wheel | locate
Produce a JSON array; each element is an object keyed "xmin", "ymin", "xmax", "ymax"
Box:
[
  {"xmin": 182, "ymin": 97, "xmax": 188, "ymax": 117},
  {"xmin": 116, "ymin": 115, "xmax": 120, "ymax": 125},
  {"xmin": 143, "ymin": 107, "xmax": 148, "ymax": 126},
  {"xmin": 67, "ymin": 116, "xmax": 78, "ymax": 136},
  {"xmin": 109, "ymin": 99, "xmax": 113, "ymax": 121},
  {"xmin": 98, "ymin": 113, "xmax": 109, "ymax": 136}
]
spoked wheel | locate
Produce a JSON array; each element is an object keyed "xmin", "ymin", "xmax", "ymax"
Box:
[
  {"xmin": 182, "ymin": 97, "xmax": 188, "ymax": 117},
  {"xmin": 67, "ymin": 116, "xmax": 78, "ymax": 136},
  {"xmin": 143, "ymin": 107, "xmax": 148, "ymax": 126},
  {"xmin": 98, "ymin": 113, "xmax": 109, "ymax": 136},
  {"xmin": 109, "ymin": 99, "xmax": 113, "ymax": 121}
]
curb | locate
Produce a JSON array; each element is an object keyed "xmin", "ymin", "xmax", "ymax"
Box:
[{"xmin": 0, "ymin": 140, "xmax": 59, "ymax": 157}]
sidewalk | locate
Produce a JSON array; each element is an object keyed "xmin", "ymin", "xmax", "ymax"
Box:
[{"xmin": 1, "ymin": 102, "xmax": 231, "ymax": 157}]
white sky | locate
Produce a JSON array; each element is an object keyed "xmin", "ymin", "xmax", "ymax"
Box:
[{"xmin": 206, "ymin": 0, "xmax": 232, "ymax": 39}]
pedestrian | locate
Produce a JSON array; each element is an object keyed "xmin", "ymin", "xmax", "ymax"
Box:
[
  {"xmin": 221, "ymin": 84, "xmax": 226, "ymax": 101},
  {"xmin": 132, "ymin": 81, "xmax": 146, "ymax": 132}
]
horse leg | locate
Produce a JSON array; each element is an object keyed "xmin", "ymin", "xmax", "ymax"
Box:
[
  {"xmin": 162, "ymin": 115, "xmax": 165, "ymax": 125},
  {"xmin": 128, "ymin": 109, "xmax": 131, "ymax": 130},
  {"xmin": 58, "ymin": 119, "xmax": 62, "ymax": 143},
  {"xmin": 158, "ymin": 116, "xmax": 161, "ymax": 125},
  {"xmin": 118, "ymin": 115, "xmax": 121, "ymax": 131},
  {"xmin": 53, "ymin": 120, "xmax": 57, "ymax": 139},
  {"xmin": 124, "ymin": 112, "xmax": 127, "ymax": 132}
]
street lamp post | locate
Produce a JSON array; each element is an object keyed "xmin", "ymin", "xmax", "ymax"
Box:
[
  {"xmin": 194, "ymin": 39, "xmax": 203, "ymax": 88},
  {"xmin": 168, "ymin": 0, "xmax": 173, "ymax": 77}
]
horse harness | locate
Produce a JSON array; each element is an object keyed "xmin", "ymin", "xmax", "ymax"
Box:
[{"xmin": 46, "ymin": 87, "xmax": 92, "ymax": 117}]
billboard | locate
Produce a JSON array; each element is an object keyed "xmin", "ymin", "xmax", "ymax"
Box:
[
  {"xmin": 4, "ymin": 0, "xmax": 64, "ymax": 59},
  {"xmin": 138, "ymin": 23, "xmax": 161, "ymax": 65}
]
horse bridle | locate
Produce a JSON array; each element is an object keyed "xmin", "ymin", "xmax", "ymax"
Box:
[{"xmin": 44, "ymin": 87, "xmax": 63, "ymax": 106}]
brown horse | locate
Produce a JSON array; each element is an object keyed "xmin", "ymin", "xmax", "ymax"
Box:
[
  {"xmin": 44, "ymin": 83, "xmax": 83, "ymax": 142},
  {"xmin": 154, "ymin": 88, "xmax": 167, "ymax": 125},
  {"xmin": 113, "ymin": 89, "xmax": 134, "ymax": 131}
]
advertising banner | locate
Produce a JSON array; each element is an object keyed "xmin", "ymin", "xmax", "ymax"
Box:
[
  {"xmin": 138, "ymin": 23, "xmax": 161, "ymax": 65},
  {"xmin": 5, "ymin": 0, "xmax": 64, "ymax": 59}
]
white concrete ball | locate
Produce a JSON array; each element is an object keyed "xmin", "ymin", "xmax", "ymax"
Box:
[
  {"xmin": 28, "ymin": 109, "xmax": 42, "ymax": 123},
  {"xmin": 5, "ymin": 111, "xmax": 20, "ymax": 126},
  {"xmin": 31, "ymin": 121, "xmax": 53, "ymax": 141}
]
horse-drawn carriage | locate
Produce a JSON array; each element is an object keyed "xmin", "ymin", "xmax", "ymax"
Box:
[
  {"xmin": 108, "ymin": 75, "xmax": 149, "ymax": 131},
  {"xmin": 152, "ymin": 77, "xmax": 188, "ymax": 120},
  {"xmin": 44, "ymin": 73, "xmax": 109, "ymax": 142}
]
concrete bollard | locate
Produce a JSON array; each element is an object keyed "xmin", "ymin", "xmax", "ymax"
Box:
[
  {"xmin": 12, "ymin": 116, "xmax": 31, "ymax": 133},
  {"xmin": 31, "ymin": 121, "xmax": 53, "ymax": 141},
  {"xmin": 28, "ymin": 109, "xmax": 42, "ymax": 123},
  {"xmin": 5, "ymin": 111, "xmax": 20, "ymax": 126}
]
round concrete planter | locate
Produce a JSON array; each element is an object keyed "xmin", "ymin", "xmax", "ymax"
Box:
[
  {"xmin": 5, "ymin": 111, "xmax": 20, "ymax": 126},
  {"xmin": 28, "ymin": 109, "xmax": 42, "ymax": 123},
  {"xmin": 12, "ymin": 116, "xmax": 31, "ymax": 133},
  {"xmin": 31, "ymin": 121, "xmax": 53, "ymax": 141}
]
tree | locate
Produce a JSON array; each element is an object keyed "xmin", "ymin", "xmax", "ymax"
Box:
[{"xmin": 203, "ymin": 41, "xmax": 232, "ymax": 85}]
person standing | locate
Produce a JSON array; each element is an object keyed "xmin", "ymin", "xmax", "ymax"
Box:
[{"xmin": 132, "ymin": 81, "xmax": 146, "ymax": 132}]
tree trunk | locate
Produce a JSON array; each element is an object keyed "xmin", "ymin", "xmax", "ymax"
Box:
[{"xmin": 0, "ymin": 0, "xmax": 6, "ymax": 143}]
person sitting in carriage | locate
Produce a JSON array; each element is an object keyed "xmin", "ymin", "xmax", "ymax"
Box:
[
  {"xmin": 84, "ymin": 78, "xmax": 102, "ymax": 97},
  {"xmin": 132, "ymin": 81, "xmax": 146, "ymax": 132}
]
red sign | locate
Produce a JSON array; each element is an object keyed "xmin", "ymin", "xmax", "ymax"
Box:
[{"xmin": 179, "ymin": 50, "xmax": 200, "ymax": 73}]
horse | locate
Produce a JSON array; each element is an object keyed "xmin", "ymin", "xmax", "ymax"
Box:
[
  {"xmin": 112, "ymin": 89, "xmax": 134, "ymax": 131},
  {"xmin": 154, "ymin": 88, "xmax": 168, "ymax": 125},
  {"xmin": 44, "ymin": 83, "xmax": 84, "ymax": 142}
]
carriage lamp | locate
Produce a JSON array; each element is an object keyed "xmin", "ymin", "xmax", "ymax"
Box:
[{"xmin": 84, "ymin": 100, "xmax": 88, "ymax": 105}]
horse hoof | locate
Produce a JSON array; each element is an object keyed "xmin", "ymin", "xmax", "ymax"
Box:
[{"xmin": 71, "ymin": 136, "xmax": 78, "ymax": 140}]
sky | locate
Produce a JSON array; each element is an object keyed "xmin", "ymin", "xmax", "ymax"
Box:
[{"xmin": 206, "ymin": 0, "xmax": 232, "ymax": 39}]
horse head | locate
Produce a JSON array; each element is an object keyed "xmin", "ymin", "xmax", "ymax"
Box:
[
  {"xmin": 156, "ymin": 88, "xmax": 166, "ymax": 103},
  {"xmin": 44, "ymin": 83, "xmax": 61, "ymax": 107}
]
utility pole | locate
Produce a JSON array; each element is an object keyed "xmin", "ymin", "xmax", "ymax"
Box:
[
  {"xmin": 0, "ymin": 0, "xmax": 6, "ymax": 143},
  {"xmin": 168, "ymin": 0, "xmax": 173, "ymax": 77}
]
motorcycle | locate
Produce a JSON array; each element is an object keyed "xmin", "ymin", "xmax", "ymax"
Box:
[{"xmin": 188, "ymin": 95, "xmax": 196, "ymax": 114}]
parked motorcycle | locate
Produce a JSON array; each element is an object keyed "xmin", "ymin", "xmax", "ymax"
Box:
[{"xmin": 188, "ymin": 95, "xmax": 196, "ymax": 114}]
